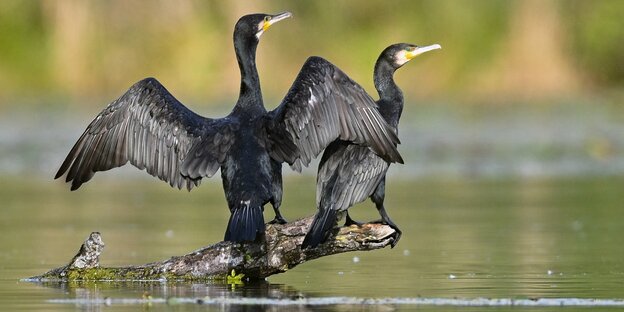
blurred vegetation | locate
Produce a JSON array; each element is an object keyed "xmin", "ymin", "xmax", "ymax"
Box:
[{"xmin": 0, "ymin": 0, "xmax": 623, "ymax": 108}]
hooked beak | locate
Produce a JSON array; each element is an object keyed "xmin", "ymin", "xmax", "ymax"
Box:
[
  {"xmin": 407, "ymin": 44, "xmax": 442, "ymax": 59},
  {"xmin": 263, "ymin": 12, "xmax": 292, "ymax": 32}
]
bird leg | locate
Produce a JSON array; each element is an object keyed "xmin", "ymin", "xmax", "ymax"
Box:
[
  {"xmin": 268, "ymin": 206, "xmax": 288, "ymax": 225},
  {"xmin": 343, "ymin": 211, "xmax": 364, "ymax": 227},
  {"xmin": 369, "ymin": 182, "xmax": 401, "ymax": 248},
  {"xmin": 372, "ymin": 203, "xmax": 402, "ymax": 248}
]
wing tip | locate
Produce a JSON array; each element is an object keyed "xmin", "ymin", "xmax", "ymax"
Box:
[
  {"xmin": 54, "ymin": 170, "xmax": 64, "ymax": 180},
  {"xmin": 70, "ymin": 181, "xmax": 81, "ymax": 191},
  {"xmin": 378, "ymin": 146, "xmax": 404, "ymax": 164},
  {"xmin": 395, "ymin": 153, "xmax": 405, "ymax": 164}
]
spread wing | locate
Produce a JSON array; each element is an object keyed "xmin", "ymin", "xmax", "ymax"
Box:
[
  {"xmin": 317, "ymin": 141, "xmax": 388, "ymax": 211},
  {"xmin": 179, "ymin": 118, "xmax": 238, "ymax": 180},
  {"xmin": 55, "ymin": 77, "xmax": 224, "ymax": 191},
  {"xmin": 268, "ymin": 56, "xmax": 403, "ymax": 170}
]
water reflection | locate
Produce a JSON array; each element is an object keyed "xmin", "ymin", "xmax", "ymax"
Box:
[
  {"xmin": 34, "ymin": 280, "xmax": 314, "ymax": 311},
  {"xmin": 28, "ymin": 280, "xmax": 624, "ymax": 310}
]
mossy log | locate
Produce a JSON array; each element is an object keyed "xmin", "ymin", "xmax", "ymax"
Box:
[{"xmin": 28, "ymin": 216, "xmax": 397, "ymax": 282}]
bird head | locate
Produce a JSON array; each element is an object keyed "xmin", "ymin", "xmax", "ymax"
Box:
[
  {"xmin": 234, "ymin": 12, "xmax": 292, "ymax": 43},
  {"xmin": 382, "ymin": 43, "xmax": 441, "ymax": 69}
]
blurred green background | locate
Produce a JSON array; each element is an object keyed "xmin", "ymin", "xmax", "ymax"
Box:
[
  {"xmin": 1, "ymin": 0, "xmax": 623, "ymax": 180},
  {"xmin": 1, "ymin": 0, "xmax": 623, "ymax": 107}
]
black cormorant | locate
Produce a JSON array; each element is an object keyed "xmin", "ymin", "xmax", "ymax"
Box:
[
  {"xmin": 55, "ymin": 12, "xmax": 403, "ymax": 242},
  {"xmin": 302, "ymin": 43, "xmax": 441, "ymax": 249}
]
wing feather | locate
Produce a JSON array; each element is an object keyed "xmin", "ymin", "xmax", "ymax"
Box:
[
  {"xmin": 55, "ymin": 77, "xmax": 217, "ymax": 191},
  {"xmin": 269, "ymin": 56, "xmax": 403, "ymax": 169},
  {"xmin": 317, "ymin": 142, "xmax": 389, "ymax": 212}
]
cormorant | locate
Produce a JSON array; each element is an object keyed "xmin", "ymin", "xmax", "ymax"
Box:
[
  {"xmin": 55, "ymin": 12, "xmax": 403, "ymax": 242},
  {"xmin": 302, "ymin": 43, "xmax": 441, "ymax": 249}
]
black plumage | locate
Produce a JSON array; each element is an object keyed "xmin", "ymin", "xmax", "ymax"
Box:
[
  {"xmin": 302, "ymin": 43, "xmax": 441, "ymax": 249},
  {"xmin": 55, "ymin": 12, "xmax": 403, "ymax": 242}
]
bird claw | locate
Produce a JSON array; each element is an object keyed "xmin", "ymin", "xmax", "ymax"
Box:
[
  {"xmin": 370, "ymin": 219, "xmax": 402, "ymax": 248},
  {"xmin": 268, "ymin": 216, "xmax": 288, "ymax": 225},
  {"xmin": 344, "ymin": 215, "xmax": 364, "ymax": 227},
  {"xmin": 389, "ymin": 230, "xmax": 402, "ymax": 248}
]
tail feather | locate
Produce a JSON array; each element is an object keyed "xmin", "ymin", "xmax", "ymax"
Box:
[
  {"xmin": 224, "ymin": 202, "xmax": 265, "ymax": 242},
  {"xmin": 302, "ymin": 207, "xmax": 338, "ymax": 249}
]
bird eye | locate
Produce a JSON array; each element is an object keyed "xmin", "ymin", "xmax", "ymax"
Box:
[
  {"xmin": 264, "ymin": 16, "xmax": 272, "ymax": 22},
  {"xmin": 406, "ymin": 46, "xmax": 417, "ymax": 52}
]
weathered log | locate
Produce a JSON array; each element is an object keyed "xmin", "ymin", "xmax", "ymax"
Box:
[{"xmin": 28, "ymin": 216, "xmax": 397, "ymax": 281}]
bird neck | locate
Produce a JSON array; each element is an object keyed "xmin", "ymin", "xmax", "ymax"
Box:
[
  {"xmin": 234, "ymin": 38, "xmax": 264, "ymax": 112},
  {"xmin": 374, "ymin": 60, "xmax": 403, "ymax": 125}
]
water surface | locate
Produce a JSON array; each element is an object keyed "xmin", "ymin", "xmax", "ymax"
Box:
[
  {"xmin": 1, "ymin": 102, "xmax": 623, "ymax": 310},
  {"xmin": 1, "ymin": 176, "xmax": 623, "ymax": 311}
]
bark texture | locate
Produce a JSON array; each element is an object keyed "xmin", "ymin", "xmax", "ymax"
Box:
[{"xmin": 28, "ymin": 216, "xmax": 397, "ymax": 281}]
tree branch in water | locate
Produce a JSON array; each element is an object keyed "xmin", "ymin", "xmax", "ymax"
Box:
[{"xmin": 28, "ymin": 216, "xmax": 397, "ymax": 281}]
